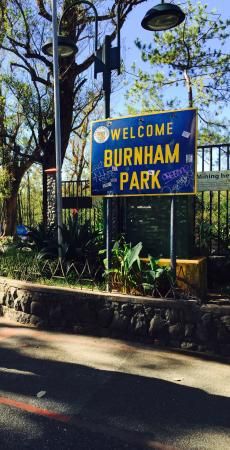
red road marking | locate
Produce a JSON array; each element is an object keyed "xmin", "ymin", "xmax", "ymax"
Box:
[
  {"xmin": 0, "ymin": 329, "xmax": 19, "ymax": 341},
  {"xmin": 0, "ymin": 396, "xmax": 178, "ymax": 450},
  {"xmin": 0, "ymin": 396, "xmax": 71, "ymax": 423}
]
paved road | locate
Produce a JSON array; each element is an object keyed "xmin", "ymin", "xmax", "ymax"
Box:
[{"xmin": 0, "ymin": 317, "xmax": 229, "ymax": 450}]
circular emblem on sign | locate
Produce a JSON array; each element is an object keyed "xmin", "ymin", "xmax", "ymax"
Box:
[{"xmin": 93, "ymin": 126, "xmax": 110, "ymax": 144}]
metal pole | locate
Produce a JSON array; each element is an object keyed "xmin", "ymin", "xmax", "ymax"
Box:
[
  {"xmin": 103, "ymin": 35, "xmax": 112, "ymax": 292},
  {"xmin": 52, "ymin": 0, "xmax": 63, "ymax": 258},
  {"xmin": 170, "ymin": 196, "xmax": 176, "ymax": 282}
]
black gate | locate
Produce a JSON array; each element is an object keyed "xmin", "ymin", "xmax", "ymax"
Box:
[
  {"xmin": 195, "ymin": 143, "xmax": 230, "ymax": 255},
  {"xmin": 62, "ymin": 180, "xmax": 102, "ymax": 230}
]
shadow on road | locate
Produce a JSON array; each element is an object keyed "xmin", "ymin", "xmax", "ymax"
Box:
[{"xmin": 0, "ymin": 328, "xmax": 230, "ymax": 449}]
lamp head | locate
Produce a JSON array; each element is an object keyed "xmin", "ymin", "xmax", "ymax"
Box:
[
  {"xmin": 42, "ymin": 35, "xmax": 78, "ymax": 58},
  {"xmin": 141, "ymin": 2, "xmax": 185, "ymax": 31}
]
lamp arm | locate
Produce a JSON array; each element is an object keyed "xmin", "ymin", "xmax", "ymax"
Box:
[{"xmin": 58, "ymin": 0, "xmax": 98, "ymax": 53}]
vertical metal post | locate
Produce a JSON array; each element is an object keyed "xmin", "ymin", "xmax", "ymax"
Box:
[
  {"xmin": 170, "ymin": 196, "xmax": 176, "ymax": 282},
  {"xmin": 226, "ymin": 145, "xmax": 229, "ymax": 249},
  {"xmin": 209, "ymin": 147, "xmax": 213, "ymax": 254},
  {"xmin": 103, "ymin": 35, "xmax": 112, "ymax": 291},
  {"xmin": 52, "ymin": 0, "xmax": 63, "ymax": 258}
]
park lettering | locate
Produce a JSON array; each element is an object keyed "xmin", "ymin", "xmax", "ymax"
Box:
[{"xmin": 104, "ymin": 143, "xmax": 180, "ymax": 191}]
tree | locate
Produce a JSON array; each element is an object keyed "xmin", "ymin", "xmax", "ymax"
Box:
[
  {"xmin": 18, "ymin": 166, "xmax": 42, "ymax": 227},
  {"xmin": 0, "ymin": 0, "xmax": 146, "ymax": 235},
  {"xmin": 63, "ymin": 93, "xmax": 103, "ymax": 182},
  {"xmin": 126, "ymin": 1, "xmax": 230, "ymax": 128}
]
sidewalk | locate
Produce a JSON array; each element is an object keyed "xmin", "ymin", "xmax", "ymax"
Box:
[{"xmin": 0, "ymin": 317, "xmax": 229, "ymax": 449}]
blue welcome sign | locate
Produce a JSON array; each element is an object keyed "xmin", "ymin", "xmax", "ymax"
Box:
[{"xmin": 90, "ymin": 108, "xmax": 197, "ymax": 197}]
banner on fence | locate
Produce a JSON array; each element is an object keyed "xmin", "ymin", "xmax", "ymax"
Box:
[
  {"xmin": 197, "ymin": 170, "xmax": 230, "ymax": 191},
  {"xmin": 90, "ymin": 108, "xmax": 197, "ymax": 197}
]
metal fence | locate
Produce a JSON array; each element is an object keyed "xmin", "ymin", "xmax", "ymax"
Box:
[
  {"xmin": 62, "ymin": 179, "xmax": 103, "ymax": 231},
  {"xmin": 1, "ymin": 144, "xmax": 229, "ymax": 255},
  {"xmin": 195, "ymin": 143, "xmax": 230, "ymax": 255}
]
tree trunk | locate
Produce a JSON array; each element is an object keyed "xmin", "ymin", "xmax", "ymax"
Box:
[
  {"xmin": 2, "ymin": 188, "xmax": 18, "ymax": 236},
  {"xmin": 184, "ymin": 70, "xmax": 193, "ymax": 107},
  {"xmin": 1, "ymin": 170, "xmax": 28, "ymax": 236}
]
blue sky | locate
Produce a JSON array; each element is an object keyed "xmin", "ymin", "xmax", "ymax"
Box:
[{"xmin": 111, "ymin": 0, "xmax": 230, "ymax": 116}]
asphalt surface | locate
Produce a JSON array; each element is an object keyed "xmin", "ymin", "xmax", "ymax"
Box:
[{"xmin": 0, "ymin": 317, "xmax": 229, "ymax": 450}]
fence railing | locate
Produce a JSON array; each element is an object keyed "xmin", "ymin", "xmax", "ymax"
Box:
[
  {"xmin": 61, "ymin": 179, "xmax": 102, "ymax": 231},
  {"xmin": 195, "ymin": 143, "xmax": 230, "ymax": 254},
  {"xmin": 1, "ymin": 144, "xmax": 229, "ymax": 255}
]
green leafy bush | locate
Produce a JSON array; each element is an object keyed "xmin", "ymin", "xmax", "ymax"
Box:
[
  {"xmin": 103, "ymin": 237, "xmax": 171, "ymax": 296},
  {"xmin": 141, "ymin": 256, "xmax": 171, "ymax": 297}
]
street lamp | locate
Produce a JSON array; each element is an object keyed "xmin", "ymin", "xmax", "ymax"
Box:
[
  {"xmin": 42, "ymin": 1, "xmax": 99, "ymax": 58},
  {"xmin": 42, "ymin": 1, "xmax": 120, "ymax": 276},
  {"xmin": 42, "ymin": 36, "xmax": 78, "ymax": 58},
  {"xmin": 141, "ymin": 1, "xmax": 185, "ymax": 281},
  {"xmin": 42, "ymin": 1, "xmax": 100, "ymax": 258},
  {"xmin": 141, "ymin": 1, "xmax": 185, "ymax": 31}
]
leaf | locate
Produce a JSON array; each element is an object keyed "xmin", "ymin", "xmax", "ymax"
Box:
[{"xmin": 126, "ymin": 241, "xmax": 142, "ymax": 269}]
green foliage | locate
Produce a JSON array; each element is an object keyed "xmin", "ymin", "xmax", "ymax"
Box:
[
  {"xmin": 126, "ymin": 0, "xmax": 230, "ymax": 134},
  {"xmin": 0, "ymin": 234, "xmax": 171, "ymax": 298},
  {"xmin": 61, "ymin": 217, "xmax": 103, "ymax": 262},
  {"xmin": 198, "ymin": 127, "xmax": 229, "ymax": 145},
  {"xmin": 195, "ymin": 222, "xmax": 213, "ymax": 255},
  {"xmin": 104, "ymin": 236, "xmax": 142, "ymax": 293},
  {"xmin": 141, "ymin": 256, "xmax": 171, "ymax": 297},
  {"xmin": 18, "ymin": 167, "xmax": 43, "ymax": 227},
  {"xmin": 0, "ymin": 245, "xmax": 42, "ymax": 281},
  {"xmin": 105, "ymin": 237, "xmax": 171, "ymax": 296},
  {"xmin": 0, "ymin": 167, "xmax": 12, "ymax": 201},
  {"xmin": 23, "ymin": 218, "xmax": 103, "ymax": 265}
]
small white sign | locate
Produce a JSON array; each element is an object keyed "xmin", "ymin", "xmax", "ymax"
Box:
[
  {"xmin": 197, "ymin": 170, "xmax": 230, "ymax": 191},
  {"xmin": 182, "ymin": 131, "xmax": 191, "ymax": 138},
  {"xmin": 186, "ymin": 154, "xmax": 193, "ymax": 163}
]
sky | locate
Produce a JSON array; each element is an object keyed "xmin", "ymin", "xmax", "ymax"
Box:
[{"xmin": 110, "ymin": 0, "xmax": 230, "ymax": 116}]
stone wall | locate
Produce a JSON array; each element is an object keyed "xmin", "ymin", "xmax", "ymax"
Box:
[{"xmin": 0, "ymin": 277, "xmax": 230, "ymax": 356}]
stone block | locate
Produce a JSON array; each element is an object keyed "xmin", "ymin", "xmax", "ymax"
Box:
[
  {"xmin": 0, "ymin": 291, "xmax": 5, "ymax": 304},
  {"xmin": 5, "ymin": 291, "xmax": 14, "ymax": 308},
  {"xmin": 78, "ymin": 303, "xmax": 97, "ymax": 325},
  {"xmin": 10, "ymin": 287, "xmax": 17, "ymax": 300},
  {"xmin": 220, "ymin": 315, "xmax": 230, "ymax": 332},
  {"xmin": 48, "ymin": 304, "xmax": 62, "ymax": 325},
  {"xmin": 149, "ymin": 313, "xmax": 168, "ymax": 338},
  {"xmin": 144, "ymin": 306, "xmax": 154, "ymax": 320},
  {"xmin": 168, "ymin": 323, "xmax": 184, "ymax": 339},
  {"xmin": 181, "ymin": 341, "xmax": 197, "ymax": 351},
  {"xmin": 111, "ymin": 311, "xmax": 129, "ymax": 332},
  {"xmin": 121, "ymin": 303, "xmax": 133, "ymax": 318},
  {"xmin": 14, "ymin": 298, "xmax": 22, "ymax": 311},
  {"xmin": 220, "ymin": 344, "xmax": 230, "ymax": 356},
  {"xmin": 165, "ymin": 308, "xmax": 180, "ymax": 324},
  {"xmin": 20, "ymin": 295, "xmax": 31, "ymax": 314},
  {"xmin": 196, "ymin": 323, "xmax": 209, "ymax": 343},
  {"xmin": 98, "ymin": 307, "xmax": 114, "ymax": 328},
  {"xmin": 134, "ymin": 314, "xmax": 148, "ymax": 337},
  {"xmin": 217, "ymin": 327, "xmax": 230, "ymax": 344},
  {"xmin": 30, "ymin": 301, "xmax": 44, "ymax": 317},
  {"xmin": 30, "ymin": 315, "xmax": 40, "ymax": 326},
  {"xmin": 184, "ymin": 323, "xmax": 195, "ymax": 338}
]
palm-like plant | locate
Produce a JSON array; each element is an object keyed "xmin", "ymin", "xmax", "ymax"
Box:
[{"xmin": 105, "ymin": 237, "xmax": 143, "ymax": 293}]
